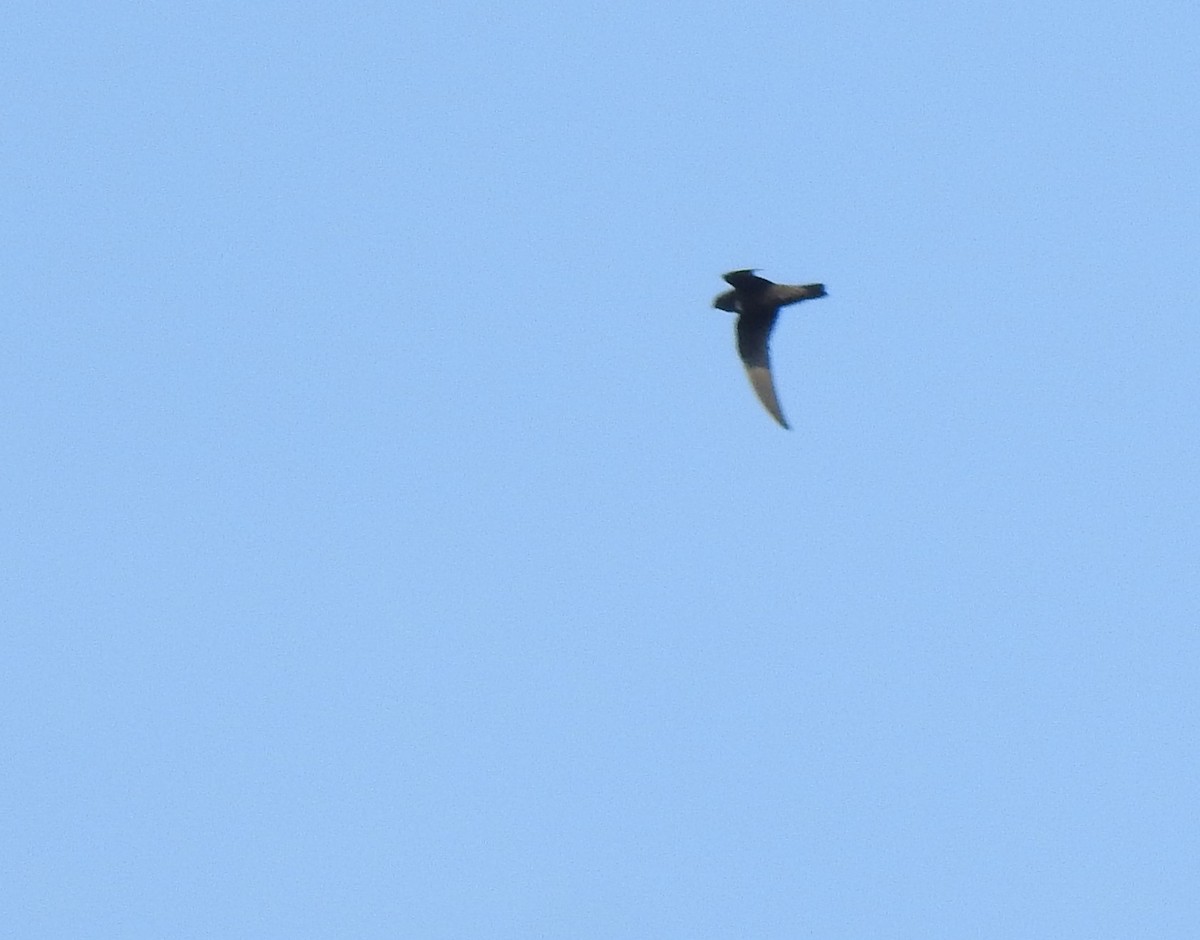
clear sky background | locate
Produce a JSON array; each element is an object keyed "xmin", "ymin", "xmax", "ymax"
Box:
[{"xmin": 4, "ymin": 2, "xmax": 1199, "ymax": 937}]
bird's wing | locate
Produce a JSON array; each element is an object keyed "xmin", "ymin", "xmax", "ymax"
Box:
[
  {"xmin": 769, "ymin": 282, "xmax": 826, "ymax": 306},
  {"xmin": 736, "ymin": 311, "xmax": 789, "ymax": 429}
]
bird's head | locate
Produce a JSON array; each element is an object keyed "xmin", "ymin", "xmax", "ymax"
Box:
[{"xmin": 713, "ymin": 290, "xmax": 740, "ymax": 312}]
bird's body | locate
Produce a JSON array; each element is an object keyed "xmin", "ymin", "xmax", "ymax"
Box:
[{"xmin": 712, "ymin": 269, "xmax": 827, "ymax": 429}]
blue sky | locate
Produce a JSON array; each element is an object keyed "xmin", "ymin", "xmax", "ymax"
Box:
[{"xmin": 4, "ymin": 1, "xmax": 1199, "ymax": 936}]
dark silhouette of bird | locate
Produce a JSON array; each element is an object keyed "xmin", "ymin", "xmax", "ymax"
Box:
[{"xmin": 713, "ymin": 269, "xmax": 827, "ymax": 429}]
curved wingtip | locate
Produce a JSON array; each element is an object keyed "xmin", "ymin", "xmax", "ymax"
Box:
[{"xmin": 744, "ymin": 364, "xmax": 791, "ymax": 429}]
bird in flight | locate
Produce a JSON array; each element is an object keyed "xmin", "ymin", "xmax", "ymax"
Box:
[{"xmin": 713, "ymin": 269, "xmax": 827, "ymax": 429}]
